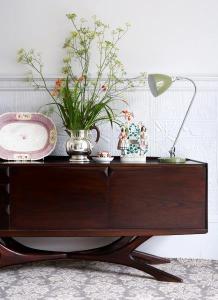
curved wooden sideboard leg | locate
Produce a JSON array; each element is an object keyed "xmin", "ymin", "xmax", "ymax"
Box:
[
  {"xmin": 67, "ymin": 236, "xmax": 182, "ymax": 283},
  {"xmin": 131, "ymin": 250, "xmax": 171, "ymax": 265},
  {"xmin": 128, "ymin": 256, "xmax": 182, "ymax": 282},
  {"xmin": 0, "ymin": 238, "xmax": 67, "ymax": 268},
  {"xmin": 0, "ymin": 237, "xmax": 182, "ymax": 282}
]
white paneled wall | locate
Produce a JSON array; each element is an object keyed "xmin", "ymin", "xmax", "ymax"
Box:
[{"xmin": 0, "ymin": 75, "xmax": 217, "ymax": 258}]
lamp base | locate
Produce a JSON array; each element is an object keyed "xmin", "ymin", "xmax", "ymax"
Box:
[{"xmin": 158, "ymin": 157, "xmax": 186, "ymax": 163}]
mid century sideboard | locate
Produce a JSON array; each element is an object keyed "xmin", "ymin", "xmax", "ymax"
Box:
[{"xmin": 0, "ymin": 156, "xmax": 207, "ymax": 282}]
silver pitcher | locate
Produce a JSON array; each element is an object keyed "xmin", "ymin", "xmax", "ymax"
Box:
[{"xmin": 66, "ymin": 127, "xmax": 100, "ymax": 162}]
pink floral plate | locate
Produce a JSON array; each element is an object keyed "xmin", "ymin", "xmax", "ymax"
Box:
[{"xmin": 0, "ymin": 112, "xmax": 57, "ymax": 160}]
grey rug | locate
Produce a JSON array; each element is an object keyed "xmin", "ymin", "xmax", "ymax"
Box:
[{"xmin": 0, "ymin": 259, "xmax": 218, "ymax": 300}]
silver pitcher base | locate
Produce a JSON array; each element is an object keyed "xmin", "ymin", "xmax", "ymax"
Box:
[{"xmin": 69, "ymin": 155, "xmax": 90, "ymax": 163}]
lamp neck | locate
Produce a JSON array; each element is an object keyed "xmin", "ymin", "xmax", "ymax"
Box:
[{"xmin": 169, "ymin": 77, "xmax": 197, "ymax": 157}]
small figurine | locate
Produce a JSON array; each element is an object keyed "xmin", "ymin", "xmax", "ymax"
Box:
[
  {"xmin": 139, "ymin": 126, "xmax": 149, "ymax": 155},
  {"xmin": 118, "ymin": 110, "xmax": 148, "ymax": 162},
  {"xmin": 117, "ymin": 127, "xmax": 129, "ymax": 150}
]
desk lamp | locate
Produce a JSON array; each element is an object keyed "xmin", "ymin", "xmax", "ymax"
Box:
[{"xmin": 148, "ymin": 74, "xmax": 197, "ymax": 163}]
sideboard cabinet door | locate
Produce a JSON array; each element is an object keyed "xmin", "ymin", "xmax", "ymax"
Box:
[
  {"xmin": 109, "ymin": 166, "xmax": 207, "ymax": 231},
  {"xmin": 10, "ymin": 166, "xmax": 108, "ymax": 230},
  {"xmin": 0, "ymin": 167, "xmax": 9, "ymax": 229}
]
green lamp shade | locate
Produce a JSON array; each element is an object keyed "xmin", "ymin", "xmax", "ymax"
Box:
[{"xmin": 148, "ymin": 74, "xmax": 173, "ymax": 97}]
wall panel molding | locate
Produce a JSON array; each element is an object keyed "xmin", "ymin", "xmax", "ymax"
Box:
[{"xmin": 1, "ymin": 74, "xmax": 218, "ymax": 91}]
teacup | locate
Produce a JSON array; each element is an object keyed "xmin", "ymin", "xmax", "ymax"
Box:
[{"xmin": 98, "ymin": 151, "xmax": 111, "ymax": 158}]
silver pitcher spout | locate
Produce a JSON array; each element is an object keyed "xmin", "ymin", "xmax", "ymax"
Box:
[{"xmin": 66, "ymin": 127, "xmax": 100, "ymax": 162}]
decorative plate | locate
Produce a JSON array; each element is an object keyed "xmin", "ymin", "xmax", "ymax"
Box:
[
  {"xmin": 0, "ymin": 112, "xmax": 57, "ymax": 160},
  {"xmin": 92, "ymin": 157, "xmax": 114, "ymax": 163}
]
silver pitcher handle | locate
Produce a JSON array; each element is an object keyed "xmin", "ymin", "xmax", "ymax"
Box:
[{"xmin": 91, "ymin": 125, "xmax": 100, "ymax": 143}]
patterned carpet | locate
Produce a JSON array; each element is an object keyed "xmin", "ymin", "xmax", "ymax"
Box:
[{"xmin": 0, "ymin": 259, "xmax": 218, "ymax": 300}]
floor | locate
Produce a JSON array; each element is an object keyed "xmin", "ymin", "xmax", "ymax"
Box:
[{"xmin": 0, "ymin": 259, "xmax": 218, "ymax": 300}]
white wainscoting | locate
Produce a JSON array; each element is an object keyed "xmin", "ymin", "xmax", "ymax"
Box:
[{"xmin": 0, "ymin": 75, "xmax": 218, "ymax": 258}]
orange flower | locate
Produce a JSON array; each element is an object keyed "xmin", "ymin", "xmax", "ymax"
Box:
[
  {"xmin": 51, "ymin": 90, "xmax": 58, "ymax": 97},
  {"xmin": 52, "ymin": 79, "xmax": 62, "ymax": 96},
  {"xmin": 122, "ymin": 109, "xmax": 133, "ymax": 121},
  {"xmin": 55, "ymin": 79, "xmax": 62, "ymax": 88},
  {"xmin": 77, "ymin": 75, "xmax": 86, "ymax": 82},
  {"xmin": 101, "ymin": 85, "xmax": 107, "ymax": 91},
  {"xmin": 122, "ymin": 109, "xmax": 128, "ymax": 114}
]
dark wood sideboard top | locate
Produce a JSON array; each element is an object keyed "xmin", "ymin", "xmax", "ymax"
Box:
[{"xmin": 0, "ymin": 156, "xmax": 207, "ymax": 167}]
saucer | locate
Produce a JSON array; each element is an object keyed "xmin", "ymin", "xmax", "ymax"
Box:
[{"xmin": 92, "ymin": 157, "xmax": 114, "ymax": 163}]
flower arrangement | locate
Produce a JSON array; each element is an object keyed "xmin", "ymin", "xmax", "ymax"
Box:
[{"xmin": 17, "ymin": 13, "xmax": 146, "ymax": 132}]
